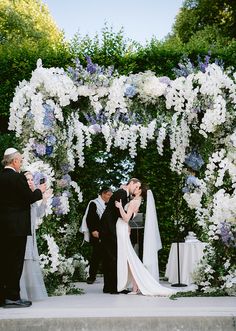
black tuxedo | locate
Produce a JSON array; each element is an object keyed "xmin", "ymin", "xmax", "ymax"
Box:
[
  {"xmin": 86, "ymin": 201, "xmax": 103, "ymax": 281},
  {"xmin": 0, "ymin": 168, "xmax": 43, "ymax": 302},
  {"xmin": 100, "ymin": 189, "xmax": 128, "ymax": 293}
]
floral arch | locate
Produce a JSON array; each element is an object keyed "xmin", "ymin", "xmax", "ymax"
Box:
[{"xmin": 9, "ymin": 58, "xmax": 236, "ymax": 295}]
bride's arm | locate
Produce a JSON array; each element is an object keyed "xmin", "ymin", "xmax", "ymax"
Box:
[{"xmin": 115, "ymin": 199, "xmax": 140, "ymax": 223}]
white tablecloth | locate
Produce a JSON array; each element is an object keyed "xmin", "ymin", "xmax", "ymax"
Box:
[{"xmin": 165, "ymin": 242, "xmax": 206, "ymax": 285}]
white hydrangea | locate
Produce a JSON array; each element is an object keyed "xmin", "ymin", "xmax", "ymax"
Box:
[{"xmin": 183, "ymin": 191, "xmax": 203, "ymax": 209}]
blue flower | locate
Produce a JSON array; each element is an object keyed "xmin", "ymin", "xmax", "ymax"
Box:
[
  {"xmin": 159, "ymin": 76, "xmax": 171, "ymax": 86},
  {"xmin": 52, "ymin": 196, "xmax": 60, "ymax": 208},
  {"xmin": 124, "ymin": 84, "xmax": 136, "ymax": 98},
  {"xmin": 182, "ymin": 175, "xmax": 200, "ymax": 193},
  {"xmin": 27, "ymin": 111, "xmax": 34, "ymax": 119},
  {"xmin": 34, "ymin": 143, "xmax": 46, "ymax": 156},
  {"xmin": 63, "ymin": 190, "xmax": 71, "ymax": 198},
  {"xmin": 60, "ymin": 163, "xmax": 71, "ymax": 174},
  {"xmin": 90, "ymin": 124, "xmax": 101, "ymax": 133},
  {"xmin": 43, "ymin": 104, "xmax": 54, "ymax": 127},
  {"xmin": 220, "ymin": 222, "xmax": 235, "ymax": 247},
  {"xmin": 62, "ymin": 174, "xmax": 71, "ymax": 184},
  {"xmin": 46, "ymin": 145, "xmax": 53, "ymax": 156},
  {"xmin": 52, "ymin": 196, "xmax": 64, "ymax": 215},
  {"xmin": 46, "ymin": 135, "xmax": 57, "ymax": 146},
  {"xmin": 184, "ymin": 150, "xmax": 204, "ymax": 171},
  {"xmin": 86, "ymin": 56, "xmax": 98, "ymax": 74}
]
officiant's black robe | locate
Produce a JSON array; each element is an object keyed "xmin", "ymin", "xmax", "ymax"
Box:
[{"xmin": 100, "ymin": 188, "xmax": 128, "ymax": 293}]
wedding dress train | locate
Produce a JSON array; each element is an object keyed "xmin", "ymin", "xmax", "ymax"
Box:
[{"xmin": 116, "ymin": 216, "xmax": 175, "ymax": 296}]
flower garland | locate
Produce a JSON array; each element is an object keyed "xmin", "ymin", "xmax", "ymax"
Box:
[{"xmin": 8, "ymin": 57, "xmax": 236, "ymax": 295}]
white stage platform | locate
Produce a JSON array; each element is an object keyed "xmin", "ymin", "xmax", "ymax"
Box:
[{"xmin": 0, "ymin": 278, "xmax": 235, "ymax": 331}]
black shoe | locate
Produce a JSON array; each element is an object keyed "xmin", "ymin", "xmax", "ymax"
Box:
[
  {"xmin": 3, "ymin": 299, "xmax": 32, "ymax": 308},
  {"xmin": 119, "ymin": 289, "xmax": 131, "ymax": 294},
  {"xmin": 86, "ymin": 278, "xmax": 95, "ymax": 284}
]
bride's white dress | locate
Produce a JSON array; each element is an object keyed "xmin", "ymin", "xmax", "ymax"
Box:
[{"xmin": 116, "ymin": 214, "xmax": 175, "ymax": 296}]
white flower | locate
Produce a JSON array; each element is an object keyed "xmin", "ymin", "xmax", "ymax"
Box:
[
  {"xmin": 142, "ymin": 76, "xmax": 167, "ymax": 98},
  {"xmin": 42, "ymin": 234, "xmax": 60, "ymax": 272},
  {"xmin": 183, "ymin": 191, "xmax": 202, "ymax": 209},
  {"xmin": 71, "ymin": 181, "xmax": 83, "ymax": 202},
  {"xmin": 157, "ymin": 122, "xmax": 168, "ymax": 155},
  {"xmin": 102, "ymin": 123, "xmax": 113, "ymax": 152}
]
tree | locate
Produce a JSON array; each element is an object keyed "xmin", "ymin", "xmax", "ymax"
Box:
[
  {"xmin": 0, "ymin": 0, "xmax": 64, "ymax": 47},
  {"xmin": 0, "ymin": 0, "xmax": 70, "ymax": 132},
  {"xmin": 173, "ymin": 0, "xmax": 236, "ymax": 43}
]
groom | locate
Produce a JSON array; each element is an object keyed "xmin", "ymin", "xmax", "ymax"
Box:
[{"xmin": 100, "ymin": 178, "xmax": 141, "ymax": 294}]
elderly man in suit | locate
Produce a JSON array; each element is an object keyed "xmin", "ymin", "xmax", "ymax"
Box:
[
  {"xmin": 0, "ymin": 148, "xmax": 46, "ymax": 308},
  {"xmin": 100, "ymin": 178, "xmax": 141, "ymax": 294}
]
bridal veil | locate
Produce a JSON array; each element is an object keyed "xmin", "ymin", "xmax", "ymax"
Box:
[{"xmin": 143, "ymin": 189, "xmax": 162, "ymax": 281}]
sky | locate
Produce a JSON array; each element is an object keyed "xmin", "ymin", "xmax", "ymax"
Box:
[{"xmin": 42, "ymin": 0, "xmax": 184, "ymax": 44}]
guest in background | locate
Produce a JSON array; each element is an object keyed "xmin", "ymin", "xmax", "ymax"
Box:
[
  {"xmin": 0, "ymin": 148, "xmax": 46, "ymax": 308},
  {"xmin": 20, "ymin": 171, "xmax": 52, "ymax": 301},
  {"xmin": 80, "ymin": 187, "xmax": 112, "ymax": 284}
]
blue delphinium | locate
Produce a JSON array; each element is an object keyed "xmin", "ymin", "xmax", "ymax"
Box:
[
  {"xmin": 173, "ymin": 53, "xmax": 224, "ymax": 78},
  {"xmin": 86, "ymin": 55, "xmax": 98, "ymax": 74},
  {"xmin": 67, "ymin": 57, "xmax": 114, "ymax": 87},
  {"xmin": 173, "ymin": 57, "xmax": 195, "ymax": 77},
  {"xmin": 198, "ymin": 54, "xmax": 210, "ymax": 73}
]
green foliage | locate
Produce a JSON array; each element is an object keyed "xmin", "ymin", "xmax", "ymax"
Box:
[
  {"xmin": 69, "ymin": 23, "xmax": 139, "ymax": 70},
  {"xmin": 170, "ymin": 289, "xmax": 228, "ymax": 299},
  {"xmin": 0, "ymin": 0, "xmax": 64, "ymax": 46},
  {"xmin": 173, "ymin": 0, "xmax": 236, "ymax": 43},
  {"xmin": 0, "ymin": 0, "xmax": 71, "ymax": 131}
]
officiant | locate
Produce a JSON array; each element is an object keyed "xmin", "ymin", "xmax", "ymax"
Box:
[{"xmin": 0, "ymin": 148, "xmax": 46, "ymax": 308}]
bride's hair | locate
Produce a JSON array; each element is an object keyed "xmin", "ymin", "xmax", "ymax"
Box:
[{"xmin": 140, "ymin": 183, "xmax": 148, "ymax": 199}]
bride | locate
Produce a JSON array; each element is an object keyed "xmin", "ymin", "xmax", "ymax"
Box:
[{"xmin": 115, "ymin": 184, "xmax": 175, "ymax": 296}]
